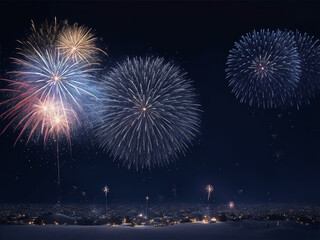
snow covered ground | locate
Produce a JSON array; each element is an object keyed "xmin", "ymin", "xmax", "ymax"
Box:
[{"xmin": 1, "ymin": 220, "xmax": 319, "ymax": 240}]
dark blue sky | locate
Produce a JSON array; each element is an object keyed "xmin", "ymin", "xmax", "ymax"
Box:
[{"xmin": 0, "ymin": 1, "xmax": 320, "ymax": 204}]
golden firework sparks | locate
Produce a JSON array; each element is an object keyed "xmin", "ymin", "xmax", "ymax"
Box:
[{"xmin": 57, "ymin": 23, "xmax": 107, "ymax": 63}]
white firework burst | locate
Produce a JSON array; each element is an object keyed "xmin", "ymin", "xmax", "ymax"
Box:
[{"xmin": 96, "ymin": 57, "xmax": 201, "ymax": 170}]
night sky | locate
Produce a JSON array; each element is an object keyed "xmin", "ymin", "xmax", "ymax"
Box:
[{"xmin": 0, "ymin": 1, "xmax": 320, "ymax": 205}]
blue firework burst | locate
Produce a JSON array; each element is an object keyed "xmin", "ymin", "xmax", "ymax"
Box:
[
  {"xmin": 0, "ymin": 19, "xmax": 101, "ymax": 145},
  {"xmin": 226, "ymin": 29, "xmax": 301, "ymax": 109},
  {"xmin": 290, "ymin": 30, "xmax": 320, "ymax": 107},
  {"xmin": 11, "ymin": 45, "xmax": 98, "ymax": 110},
  {"xmin": 96, "ymin": 57, "xmax": 201, "ymax": 170}
]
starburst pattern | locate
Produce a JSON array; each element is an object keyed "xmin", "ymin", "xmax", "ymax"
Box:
[
  {"xmin": 0, "ymin": 19, "xmax": 100, "ymax": 145},
  {"xmin": 226, "ymin": 29, "xmax": 301, "ymax": 108},
  {"xmin": 96, "ymin": 57, "xmax": 201, "ymax": 170},
  {"xmin": 57, "ymin": 23, "xmax": 107, "ymax": 63}
]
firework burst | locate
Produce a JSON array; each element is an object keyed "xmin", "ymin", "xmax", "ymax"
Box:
[
  {"xmin": 35, "ymin": 98, "xmax": 79, "ymax": 142},
  {"xmin": 30, "ymin": 98, "xmax": 76, "ymax": 144},
  {"xmin": 18, "ymin": 18, "xmax": 59, "ymax": 50},
  {"xmin": 226, "ymin": 29, "xmax": 301, "ymax": 109},
  {"xmin": 57, "ymin": 23, "xmax": 107, "ymax": 63},
  {"xmin": 290, "ymin": 30, "xmax": 320, "ymax": 107},
  {"xmin": 96, "ymin": 57, "xmax": 201, "ymax": 170},
  {"xmin": 1, "ymin": 47, "xmax": 95, "ymax": 144},
  {"xmin": 12, "ymin": 46, "xmax": 97, "ymax": 108},
  {"xmin": 1, "ymin": 18, "xmax": 104, "ymax": 204},
  {"xmin": 1, "ymin": 19, "xmax": 101, "ymax": 145}
]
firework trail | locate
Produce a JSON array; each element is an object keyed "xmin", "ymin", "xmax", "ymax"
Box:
[
  {"xmin": 226, "ymin": 29, "xmax": 301, "ymax": 109},
  {"xmin": 96, "ymin": 57, "xmax": 201, "ymax": 170},
  {"xmin": 290, "ymin": 30, "xmax": 320, "ymax": 108}
]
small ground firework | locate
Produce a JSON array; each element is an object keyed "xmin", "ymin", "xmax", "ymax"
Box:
[
  {"xmin": 145, "ymin": 196, "xmax": 149, "ymax": 219},
  {"xmin": 103, "ymin": 185, "xmax": 110, "ymax": 214},
  {"xmin": 96, "ymin": 57, "xmax": 201, "ymax": 170},
  {"xmin": 206, "ymin": 185, "xmax": 213, "ymax": 202},
  {"xmin": 226, "ymin": 29, "xmax": 301, "ymax": 109},
  {"xmin": 206, "ymin": 184, "xmax": 213, "ymax": 211}
]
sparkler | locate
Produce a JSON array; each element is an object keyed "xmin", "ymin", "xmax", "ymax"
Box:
[{"xmin": 103, "ymin": 185, "xmax": 110, "ymax": 214}]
